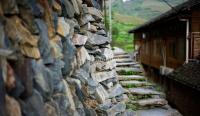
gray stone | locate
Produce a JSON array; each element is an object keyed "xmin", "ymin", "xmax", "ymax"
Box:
[
  {"xmin": 96, "ymin": 29, "xmax": 107, "ymax": 36},
  {"xmin": 53, "ymin": 94, "xmax": 71, "ymax": 116},
  {"xmin": 108, "ymin": 84, "xmax": 125, "ymax": 98},
  {"xmin": 95, "ymin": 85, "xmax": 109, "ymax": 104},
  {"xmin": 85, "ymin": 108, "xmax": 97, "ymax": 116},
  {"xmin": 71, "ymin": 0, "xmax": 80, "ymax": 15},
  {"xmin": 107, "ymin": 102, "xmax": 126, "ymax": 116},
  {"xmin": 79, "ymin": 14, "xmax": 95, "ymax": 26},
  {"xmin": 61, "ymin": 0, "xmax": 75, "ymax": 18},
  {"xmin": 120, "ymin": 110, "xmax": 136, "ymax": 116},
  {"xmin": 33, "ymin": 60, "xmax": 54, "ymax": 101},
  {"xmin": 35, "ymin": 19, "xmax": 53, "ymax": 64},
  {"xmin": 91, "ymin": 70, "xmax": 117, "ymax": 83},
  {"xmin": 77, "ymin": 47, "xmax": 90, "ymax": 66},
  {"xmin": 86, "ymin": 32, "xmax": 111, "ymax": 47},
  {"xmin": 98, "ymin": 99, "xmax": 112, "ymax": 111},
  {"xmin": 72, "ymin": 34, "xmax": 88, "ymax": 46},
  {"xmin": 22, "ymin": 90, "xmax": 45, "ymax": 116},
  {"xmin": 88, "ymin": 7, "xmax": 103, "ymax": 20},
  {"xmin": 61, "ymin": 35, "xmax": 76, "ymax": 77},
  {"xmin": 95, "ymin": 60, "xmax": 116, "ymax": 71},
  {"xmin": 44, "ymin": 103, "xmax": 58, "ymax": 116},
  {"xmin": 57, "ymin": 17, "xmax": 70, "ymax": 37},
  {"xmin": 101, "ymin": 48, "xmax": 114, "ymax": 60}
]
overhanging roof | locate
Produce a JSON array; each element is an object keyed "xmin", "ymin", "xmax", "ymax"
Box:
[{"xmin": 128, "ymin": 0, "xmax": 200, "ymax": 33}]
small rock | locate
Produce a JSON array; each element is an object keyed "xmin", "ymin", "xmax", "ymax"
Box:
[
  {"xmin": 57, "ymin": 17, "xmax": 70, "ymax": 37},
  {"xmin": 44, "ymin": 103, "xmax": 58, "ymax": 116},
  {"xmin": 107, "ymin": 102, "xmax": 126, "ymax": 116},
  {"xmin": 72, "ymin": 34, "xmax": 88, "ymax": 46},
  {"xmin": 5, "ymin": 95, "xmax": 21, "ymax": 116},
  {"xmin": 108, "ymin": 84, "xmax": 125, "ymax": 98},
  {"xmin": 2, "ymin": 0, "xmax": 19, "ymax": 15},
  {"xmin": 95, "ymin": 85, "xmax": 109, "ymax": 104}
]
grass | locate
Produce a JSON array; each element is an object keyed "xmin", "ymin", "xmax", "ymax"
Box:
[
  {"xmin": 117, "ymin": 70, "xmax": 141, "ymax": 75},
  {"xmin": 111, "ymin": 13, "xmax": 142, "ymax": 53}
]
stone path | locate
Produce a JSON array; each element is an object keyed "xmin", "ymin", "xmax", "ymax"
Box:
[{"xmin": 113, "ymin": 47, "xmax": 182, "ymax": 116}]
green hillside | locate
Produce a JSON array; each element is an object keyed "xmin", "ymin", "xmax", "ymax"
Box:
[{"xmin": 112, "ymin": 0, "xmax": 187, "ymax": 20}]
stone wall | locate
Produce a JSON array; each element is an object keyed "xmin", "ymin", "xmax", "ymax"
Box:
[{"xmin": 0, "ymin": 0, "xmax": 127, "ymax": 116}]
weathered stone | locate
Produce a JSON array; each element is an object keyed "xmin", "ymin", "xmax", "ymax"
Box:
[
  {"xmin": 61, "ymin": 0, "xmax": 75, "ymax": 18},
  {"xmin": 120, "ymin": 110, "xmax": 136, "ymax": 116},
  {"xmin": 18, "ymin": 5, "xmax": 39, "ymax": 34},
  {"xmin": 44, "ymin": 103, "xmax": 58, "ymax": 116},
  {"xmin": 82, "ymin": 4, "xmax": 89, "ymax": 14},
  {"xmin": 101, "ymin": 48, "xmax": 114, "ymax": 60},
  {"xmin": 91, "ymin": 70, "xmax": 117, "ymax": 83},
  {"xmin": 85, "ymin": 108, "xmax": 97, "ymax": 116},
  {"xmin": 63, "ymin": 80, "xmax": 80, "ymax": 115},
  {"xmin": 116, "ymin": 94, "xmax": 129, "ymax": 103},
  {"xmin": 95, "ymin": 60, "xmax": 116, "ymax": 71},
  {"xmin": 77, "ymin": 47, "xmax": 90, "ymax": 66},
  {"xmin": 88, "ymin": 7, "xmax": 103, "ymax": 20},
  {"xmin": 50, "ymin": 38, "xmax": 63, "ymax": 59},
  {"xmin": 107, "ymin": 102, "xmax": 126, "ymax": 116},
  {"xmin": 71, "ymin": 0, "xmax": 80, "ymax": 15},
  {"xmin": 79, "ymin": 14, "xmax": 95, "ymax": 26},
  {"xmin": 53, "ymin": 94, "xmax": 71, "ymax": 116},
  {"xmin": 86, "ymin": 32, "xmax": 111, "ymax": 48},
  {"xmin": 5, "ymin": 16, "xmax": 40, "ymax": 59},
  {"xmin": 136, "ymin": 98, "xmax": 168, "ymax": 108},
  {"xmin": 32, "ymin": 60, "xmax": 53, "ymax": 101},
  {"xmin": 108, "ymin": 84, "xmax": 125, "ymax": 98},
  {"xmin": 52, "ymin": 0, "xmax": 62, "ymax": 15},
  {"xmin": 22, "ymin": 90, "xmax": 45, "ymax": 116},
  {"xmin": 35, "ymin": 19, "xmax": 53, "ymax": 64},
  {"xmin": 5, "ymin": 95, "xmax": 21, "ymax": 116},
  {"xmin": 98, "ymin": 99, "xmax": 112, "ymax": 111},
  {"xmin": 61, "ymin": 35, "xmax": 76, "ymax": 76},
  {"xmin": 96, "ymin": 29, "xmax": 107, "ymax": 36},
  {"xmin": 2, "ymin": 0, "xmax": 19, "ymax": 15},
  {"xmin": 12, "ymin": 58, "xmax": 35, "ymax": 98},
  {"xmin": 95, "ymin": 85, "xmax": 109, "ymax": 104},
  {"xmin": 72, "ymin": 34, "xmax": 88, "ymax": 46},
  {"xmin": 57, "ymin": 17, "xmax": 70, "ymax": 37},
  {"xmin": 128, "ymin": 88, "xmax": 162, "ymax": 95}
]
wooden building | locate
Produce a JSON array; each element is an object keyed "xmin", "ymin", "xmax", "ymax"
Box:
[
  {"xmin": 129, "ymin": 1, "xmax": 200, "ymax": 115},
  {"xmin": 129, "ymin": 0, "xmax": 200, "ymax": 73}
]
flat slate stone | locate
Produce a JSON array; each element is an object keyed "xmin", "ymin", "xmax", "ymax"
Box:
[
  {"xmin": 114, "ymin": 54, "xmax": 130, "ymax": 59},
  {"xmin": 136, "ymin": 98, "xmax": 168, "ymax": 108},
  {"xmin": 120, "ymin": 81, "xmax": 152, "ymax": 87},
  {"xmin": 136, "ymin": 107, "xmax": 182, "ymax": 116},
  {"xmin": 95, "ymin": 85, "xmax": 109, "ymax": 104},
  {"xmin": 118, "ymin": 75, "xmax": 145, "ymax": 81},
  {"xmin": 116, "ymin": 62, "xmax": 138, "ymax": 67},
  {"xmin": 108, "ymin": 84, "xmax": 125, "ymax": 98},
  {"xmin": 91, "ymin": 70, "xmax": 117, "ymax": 83},
  {"xmin": 115, "ymin": 58, "xmax": 133, "ymax": 63},
  {"xmin": 106, "ymin": 102, "xmax": 126, "ymax": 116},
  {"xmin": 128, "ymin": 88, "xmax": 161, "ymax": 95}
]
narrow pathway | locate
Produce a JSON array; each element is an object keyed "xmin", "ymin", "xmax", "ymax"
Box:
[{"xmin": 113, "ymin": 47, "xmax": 182, "ymax": 116}]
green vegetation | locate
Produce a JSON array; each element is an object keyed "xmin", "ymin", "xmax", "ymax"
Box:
[{"xmin": 117, "ymin": 70, "xmax": 142, "ymax": 75}]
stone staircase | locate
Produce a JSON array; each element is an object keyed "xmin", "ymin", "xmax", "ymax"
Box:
[{"xmin": 113, "ymin": 47, "xmax": 182, "ymax": 116}]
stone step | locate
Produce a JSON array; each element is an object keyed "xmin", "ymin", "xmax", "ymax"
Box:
[
  {"xmin": 128, "ymin": 88, "xmax": 162, "ymax": 95},
  {"xmin": 136, "ymin": 98, "xmax": 168, "ymax": 108},
  {"xmin": 114, "ymin": 54, "xmax": 130, "ymax": 59},
  {"xmin": 118, "ymin": 75, "xmax": 145, "ymax": 81},
  {"xmin": 135, "ymin": 106, "xmax": 182, "ymax": 116},
  {"xmin": 116, "ymin": 67, "xmax": 143, "ymax": 73},
  {"xmin": 115, "ymin": 58, "xmax": 133, "ymax": 63},
  {"xmin": 120, "ymin": 81, "xmax": 152, "ymax": 88},
  {"xmin": 114, "ymin": 52, "xmax": 128, "ymax": 56},
  {"xmin": 116, "ymin": 62, "xmax": 137, "ymax": 67}
]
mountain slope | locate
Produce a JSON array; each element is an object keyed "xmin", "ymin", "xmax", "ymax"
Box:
[{"xmin": 112, "ymin": 0, "xmax": 187, "ymax": 20}]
